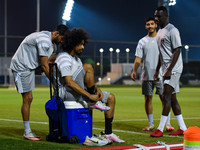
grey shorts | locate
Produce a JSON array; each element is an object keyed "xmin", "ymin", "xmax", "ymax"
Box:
[
  {"xmin": 59, "ymin": 67, "xmax": 110, "ymax": 103},
  {"xmin": 163, "ymin": 73, "xmax": 181, "ymax": 94},
  {"xmin": 12, "ymin": 70, "xmax": 35, "ymax": 93},
  {"xmin": 142, "ymin": 80, "xmax": 163, "ymax": 96}
]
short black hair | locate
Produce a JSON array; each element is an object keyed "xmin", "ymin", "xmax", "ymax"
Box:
[
  {"xmin": 61, "ymin": 28, "xmax": 90, "ymax": 53},
  {"xmin": 54, "ymin": 24, "xmax": 69, "ymax": 36},
  {"xmin": 156, "ymin": 6, "xmax": 168, "ymax": 15},
  {"xmin": 145, "ymin": 17, "xmax": 155, "ymax": 25}
]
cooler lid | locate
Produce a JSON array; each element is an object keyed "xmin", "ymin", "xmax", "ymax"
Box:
[{"xmin": 64, "ymin": 101, "xmax": 86, "ymax": 109}]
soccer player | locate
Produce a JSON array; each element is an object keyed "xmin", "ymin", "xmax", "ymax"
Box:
[
  {"xmin": 151, "ymin": 6, "xmax": 187, "ymax": 137},
  {"xmin": 10, "ymin": 24, "xmax": 69, "ymax": 141},
  {"xmin": 54, "ymin": 28, "xmax": 125, "ymax": 143},
  {"xmin": 131, "ymin": 17, "xmax": 174, "ymax": 132}
]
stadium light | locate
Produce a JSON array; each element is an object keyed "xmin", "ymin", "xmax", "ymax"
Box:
[
  {"xmin": 99, "ymin": 48, "xmax": 104, "ymax": 77},
  {"xmin": 98, "ymin": 77, "xmax": 102, "ymax": 85},
  {"xmin": 62, "ymin": 0, "xmax": 74, "ymax": 21},
  {"xmin": 169, "ymin": 0, "xmax": 176, "ymax": 6},
  {"xmin": 109, "ymin": 47, "xmax": 113, "ymax": 65},
  {"xmin": 116, "ymin": 48, "xmax": 120, "ymax": 64},
  {"xmin": 109, "ymin": 47, "xmax": 113, "ymax": 52},
  {"xmin": 107, "ymin": 78, "xmax": 111, "ymax": 85},
  {"xmin": 185, "ymin": 45, "xmax": 189, "ymax": 63},
  {"xmin": 126, "ymin": 48, "xmax": 130, "ymax": 63},
  {"xmin": 185, "ymin": 45, "xmax": 189, "ymax": 50}
]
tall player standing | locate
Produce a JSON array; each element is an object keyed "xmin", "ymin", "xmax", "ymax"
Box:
[{"xmin": 151, "ymin": 6, "xmax": 187, "ymax": 137}]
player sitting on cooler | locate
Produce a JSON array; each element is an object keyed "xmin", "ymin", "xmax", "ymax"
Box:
[{"xmin": 52, "ymin": 28, "xmax": 125, "ymax": 143}]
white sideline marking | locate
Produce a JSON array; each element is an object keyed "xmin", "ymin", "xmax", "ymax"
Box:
[
  {"xmin": 0, "ymin": 118, "xmax": 191, "ymax": 139},
  {"xmin": 0, "ymin": 118, "xmax": 48, "ymax": 124},
  {"xmin": 93, "ymin": 127, "xmax": 183, "ymax": 139},
  {"xmin": 93, "ymin": 117, "xmax": 200, "ymax": 122}
]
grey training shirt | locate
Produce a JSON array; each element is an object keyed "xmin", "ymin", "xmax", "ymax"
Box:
[{"xmin": 10, "ymin": 31, "xmax": 57, "ymax": 72}]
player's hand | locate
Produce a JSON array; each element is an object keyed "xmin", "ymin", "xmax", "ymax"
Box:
[
  {"xmin": 163, "ymin": 70, "xmax": 171, "ymax": 81},
  {"xmin": 154, "ymin": 71, "xmax": 159, "ymax": 82},
  {"xmin": 131, "ymin": 71, "xmax": 137, "ymax": 81},
  {"xmin": 89, "ymin": 94, "xmax": 100, "ymax": 102},
  {"xmin": 96, "ymin": 87, "xmax": 103, "ymax": 100}
]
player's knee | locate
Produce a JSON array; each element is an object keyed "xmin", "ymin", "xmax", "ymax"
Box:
[
  {"xmin": 163, "ymin": 98, "xmax": 171, "ymax": 108},
  {"xmin": 22, "ymin": 92, "xmax": 33, "ymax": 104},
  {"xmin": 107, "ymin": 93, "xmax": 115, "ymax": 106}
]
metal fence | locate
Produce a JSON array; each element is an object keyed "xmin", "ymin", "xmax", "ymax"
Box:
[{"xmin": 0, "ymin": 37, "xmax": 200, "ymax": 85}]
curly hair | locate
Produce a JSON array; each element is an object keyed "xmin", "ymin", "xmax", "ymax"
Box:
[{"xmin": 61, "ymin": 28, "xmax": 90, "ymax": 53}]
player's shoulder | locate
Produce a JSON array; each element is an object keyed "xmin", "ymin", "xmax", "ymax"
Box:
[
  {"xmin": 57, "ymin": 52, "xmax": 70, "ymax": 59},
  {"xmin": 138, "ymin": 35, "xmax": 149, "ymax": 45},
  {"xmin": 36, "ymin": 31, "xmax": 51, "ymax": 41},
  {"xmin": 166, "ymin": 23, "xmax": 179, "ymax": 33},
  {"xmin": 139, "ymin": 35, "xmax": 148, "ymax": 41},
  {"xmin": 56, "ymin": 52, "xmax": 72, "ymax": 64}
]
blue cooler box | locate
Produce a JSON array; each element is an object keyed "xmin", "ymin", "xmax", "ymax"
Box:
[{"xmin": 64, "ymin": 101, "xmax": 93, "ymax": 143}]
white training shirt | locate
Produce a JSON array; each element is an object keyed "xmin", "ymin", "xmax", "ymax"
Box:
[
  {"xmin": 55, "ymin": 52, "xmax": 83, "ymax": 87},
  {"xmin": 156, "ymin": 23, "xmax": 183, "ymax": 75},
  {"xmin": 135, "ymin": 35, "xmax": 161, "ymax": 81},
  {"xmin": 10, "ymin": 31, "xmax": 57, "ymax": 72}
]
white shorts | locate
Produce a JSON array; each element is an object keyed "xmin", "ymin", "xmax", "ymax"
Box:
[
  {"xmin": 164, "ymin": 73, "xmax": 181, "ymax": 94},
  {"xmin": 12, "ymin": 70, "xmax": 35, "ymax": 93}
]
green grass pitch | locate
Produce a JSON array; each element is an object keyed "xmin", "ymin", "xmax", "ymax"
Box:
[{"xmin": 0, "ymin": 86, "xmax": 200, "ymax": 149}]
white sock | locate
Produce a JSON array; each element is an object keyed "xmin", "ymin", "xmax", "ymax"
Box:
[
  {"xmin": 166, "ymin": 112, "xmax": 171, "ymax": 125},
  {"xmin": 147, "ymin": 114, "xmax": 154, "ymax": 125},
  {"xmin": 23, "ymin": 121, "xmax": 31, "ymax": 134},
  {"xmin": 175, "ymin": 114, "xmax": 187, "ymax": 131},
  {"xmin": 157, "ymin": 115, "xmax": 168, "ymax": 132},
  {"xmin": 106, "ymin": 133, "xmax": 113, "ymax": 136}
]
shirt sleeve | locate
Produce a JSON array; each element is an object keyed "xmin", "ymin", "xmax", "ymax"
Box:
[
  {"xmin": 37, "ymin": 34, "xmax": 51, "ymax": 57},
  {"xmin": 57, "ymin": 55, "xmax": 73, "ymax": 77},
  {"xmin": 135, "ymin": 40, "xmax": 143, "ymax": 58},
  {"xmin": 170, "ymin": 28, "xmax": 182, "ymax": 50}
]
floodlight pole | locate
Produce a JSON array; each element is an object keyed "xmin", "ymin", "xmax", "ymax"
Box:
[
  {"xmin": 116, "ymin": 49, "xmax": 120, "ymax": 64},
  {"xmin": 4, "ymin": 0, "xmax": 7, "ymax": 85},
  {"xmin": 126, "ymin": 48, "xmax": 130, "ymax": 63},
  {"xmin": 99, "ymin": 48, "xmax": 104, "ymax": 77},
  {"xmin": 36, "ymin": 0, "xmax": 40, "ymax": 32},
  {"xmin": 109, "ymin": 48, "xmax": 113, "ymax": 67}
]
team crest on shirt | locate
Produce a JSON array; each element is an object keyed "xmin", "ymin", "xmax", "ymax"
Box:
[{"xmin": 161, "ymin": 38, "xmax": 164, "ymax": 43}]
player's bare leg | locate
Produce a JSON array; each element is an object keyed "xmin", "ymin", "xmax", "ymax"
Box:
[
  {"xmin": 83, "ymin": 63, "xmax": 95, "ymax": 88},
  {"xmin": 151, "ymin": 84, "xmax": 173, "ymax": 137},
  {"xmin": 21, "ymin": 91, "xmax": 42, "ymax": 140},
  {"xmin": 143, "ymin": 95, "xmax": 155, "ymax": 131},
  {"xmin": 21, "ymin": 91, "xmax": 33, "ymax": 122},
  {"xmin": 168, "ymin": 93, "xmax": 187, "ymax": 135},
  {"xmin": 83, "ymin": 63, "xmax": 110, "ymax": 111},
  {"xmin": 105, "ymin": 93, "xmax": 115, "ymax": 118}
]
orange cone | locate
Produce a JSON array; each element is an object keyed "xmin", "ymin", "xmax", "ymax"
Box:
[{"xmin": 183, "ymin": 126, "xmax": 200, "ymax": 150}]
